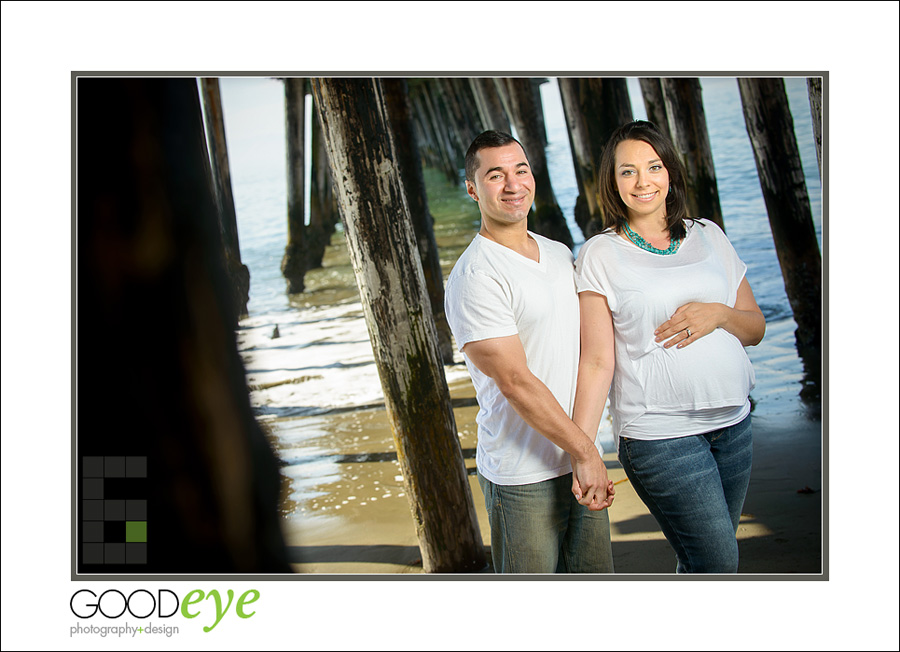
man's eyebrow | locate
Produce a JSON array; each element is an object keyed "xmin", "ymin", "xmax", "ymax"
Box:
[{"xmin": 483, "ymin": 162, "xmax": 529, "ymax": 177}]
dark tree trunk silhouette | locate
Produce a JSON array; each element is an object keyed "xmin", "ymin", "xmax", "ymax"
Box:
[{"xmin": 78, "ymin": 77, "xmax": 289, "ymax": 573}]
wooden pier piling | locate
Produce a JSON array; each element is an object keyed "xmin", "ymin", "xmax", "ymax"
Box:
[
  {"xmin": 806, "ymin": 77, "xmax": 823, "ymax": 179},
  {"xmin": 311, "ymin": 77, "xmax": 486, "ymax": 573},
  {"xmin": 307, "ymin": 91, "xmax": 339, "ymax": 270},
  {"xmin": 200, "ymin": 77, "xmax": 250, "ymax": 318},
  {"xmin": 501, "ymin": 77, "xmax": 574, "ymax": 248},
  {"xmin": 738, "ymin": 77, "xmax": 822, "ymax": 360},
  {"xmin": 660, "ymin": 78, "xmax": 725, "ymax": 230},
  {"xmin": 383, "ymin": 78, "xmax": 455, "ymax": 364},
  {"xmin": 558, "ymin": 77, "xmax": 633, "ymax": 238},
  {"xmin": 281, "ymin": 77, "xmax": 308, "ymax": 294},
  {"xmin": 637, "ymin": 78, "xmax": 673, "ymax": 142},
  {"xmin": 469, "ymin": 78, "xmax": 511, "ymax": 133},
  {"xmin": 411, "ymin": 80, "xmax": 458, "ymax": 183}
]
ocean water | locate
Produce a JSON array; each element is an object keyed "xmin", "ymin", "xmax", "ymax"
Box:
[{"xmin": 224, "ymin": 77, "xmax": 823, "ymax": 454}]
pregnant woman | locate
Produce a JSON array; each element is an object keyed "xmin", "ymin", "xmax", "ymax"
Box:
[{"xmin": 573, "ymin": 120, "xmax": 766, "ymax": 573}]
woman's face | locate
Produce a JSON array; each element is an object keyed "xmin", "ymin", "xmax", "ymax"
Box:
[{"xmin": 613, "ymin": 139, "xmax": 669, "ymax": 223}]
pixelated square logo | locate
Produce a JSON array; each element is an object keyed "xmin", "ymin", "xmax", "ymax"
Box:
[{"xmin": 80, "ymin": 456, "xmax": 148, "ymax": 566}]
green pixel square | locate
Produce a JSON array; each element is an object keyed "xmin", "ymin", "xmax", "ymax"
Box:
[{"xmin": 125, "ymin": 521, "xmax": 147, "ymax": 543}]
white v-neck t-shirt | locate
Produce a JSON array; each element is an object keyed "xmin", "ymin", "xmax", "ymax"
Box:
[
  {"xmin": 575, "ymin": 219, "xmax": 754, "ymax": 444},
  {"xmin": 445, "ymin": 232, "xmax": 585, "ymax": 485}
]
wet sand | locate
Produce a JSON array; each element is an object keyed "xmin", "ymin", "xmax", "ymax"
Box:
[{"xmin": 273, "ymin": 374, "xmax": 822, "ymax": 576}]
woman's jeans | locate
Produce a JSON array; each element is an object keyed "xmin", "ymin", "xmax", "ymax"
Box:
[
  {"xmin": 477, "ymin": 471, "xmax": 614, "ymax": 573},
  {"xmin": 618, "ymin": 414, "xmax": 753, "ymax": 573}
]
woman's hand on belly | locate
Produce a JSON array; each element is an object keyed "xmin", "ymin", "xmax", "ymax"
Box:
[
  {"xmin": 654, "ymin": 278, "xmax": 766, "ymax": 349},
  {"xmin": 655, "ymin": 302, "xmax": 728, "ymax": 349}
]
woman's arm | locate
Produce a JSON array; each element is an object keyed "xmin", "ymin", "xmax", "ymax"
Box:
[
  {"xmin": 655, "ymin": 276, "xmax": 767, "ymax": 348},
  {"xmin": 572, "ymin": 290, "xmax": 617, "ymax": 471}
]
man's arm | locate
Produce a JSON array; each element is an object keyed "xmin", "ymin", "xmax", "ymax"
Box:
[{"xmin": 463, "ymin": 334, "xmax": 612, "ymax": 509}]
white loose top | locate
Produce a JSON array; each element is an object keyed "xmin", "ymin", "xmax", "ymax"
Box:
[
  {"xmin": 445, "ymin": 232, "xmax": 587, "ymax": 485},
  {"xmin": 575, "ymin": 219, "xmax": 755, "ymax": 443}
]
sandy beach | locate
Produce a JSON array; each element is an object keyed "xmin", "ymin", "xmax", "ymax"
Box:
[
  {"xmin": 277, "ymin": 387, "xmax": 822, "ymax": 576},
  {"xmin": 240, "ymin": 299, "xmax": 823, "ymax": 577}
]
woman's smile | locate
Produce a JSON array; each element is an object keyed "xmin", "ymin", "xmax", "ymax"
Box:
[{"xmin": 615, "ymin": 139, "xmax": 670, "ymax": 222}]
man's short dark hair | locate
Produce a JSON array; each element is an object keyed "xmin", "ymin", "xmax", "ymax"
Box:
[{"xmin": 464, "ymin": 131, "xmax": 528, "ymax": 182}]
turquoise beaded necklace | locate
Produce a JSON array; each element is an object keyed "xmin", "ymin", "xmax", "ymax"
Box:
[{"xmin": 623, "ymin": 221, "xmax": 682, "ymax": 255}]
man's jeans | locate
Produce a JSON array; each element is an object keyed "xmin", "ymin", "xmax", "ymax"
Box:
[
  {"xmin": 618, "ymin": 414, "xmax": 753, "ymax": 573},
  {"xmin": 477, "ymin": 471, "xmax": 614, "ymax": 573}
]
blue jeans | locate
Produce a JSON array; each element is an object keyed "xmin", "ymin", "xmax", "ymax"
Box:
[
  {"xmin": 477, "ymin": 471, "xmax": 614, "ymax": 573},
  {"xmin": 618, "ymin": 414, "xmax": 752, "ymax": 573}
]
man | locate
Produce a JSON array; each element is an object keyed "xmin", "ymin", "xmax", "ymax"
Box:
[{"xmin": 444, "ymin": 130, "xmax": 614, "ymax": 573}]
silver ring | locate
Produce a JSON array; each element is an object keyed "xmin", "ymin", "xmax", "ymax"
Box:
[{"xmin": 685, "ymin": 328, "xmax": 692, "ymax": 338}]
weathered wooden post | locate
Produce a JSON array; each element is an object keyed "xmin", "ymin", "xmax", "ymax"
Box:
[
  {"xmin": 738, "ymin": 77, "xmax": 822, "ymax": 360},
  {"xmin": 531, "ymin": 78, "xmax": 549, "ymax": 148},
  {"xmin": 281, "ymin": 77, "xmax": 308, "ymax": 293},
  {"xmin": 807, "ymin": 77, "xmax": 823, "ymax": 179},
  {"xmin": 436, "ymin": 78, "xmax": 484, "ymax": 162},
  {"xmin": 307, "ymin": 90, "xmax": 338, "ymax": 270},
  {"xmin": 558, "ymin": 77, "xmax": 633, "ymax": 238},
  {"xmin": 638, "ymin": 77, "xmax": 673, "ymax": 141},
  {"xmin": 78, "ymin": 77, "xmax": 289, "ymax": 572},
  {"xmin": 660, "ymin": 78, "xmax": 725, "ymax": 230},
  {"xmin": 413, "ymin": 80, "xmax": 458, "ymax": 182},
  {"xmin": 501, "ymin": 77, "xmax": 574, "ymax": 248},
  {"xmin": 469, "ymin": 77, "xmax": 510, "ymax": 133},
  {"xmin": 383, "ymin": 79, "xmax": 455, "ymax": 365},
  {"xmin": 431, "ymin": 79, "xmax": 464, "ymax": 166},
  {"xmin": 200, "ymin": 77, "xmax": 250, "ymax": 319},
  {"xmin": 311, "ymin": 77, "xmax": 486, "ymax": 573},
  {"xmin": 409, "ymin": 84, "xmax": 445, "ymax": 176}
]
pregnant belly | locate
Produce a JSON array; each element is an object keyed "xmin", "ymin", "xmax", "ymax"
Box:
[{"xmin": 632, "ymin": 329, "xmax": 755, "ymax": 410}]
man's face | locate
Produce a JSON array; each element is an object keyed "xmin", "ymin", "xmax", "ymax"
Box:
[{"xmin": 465, "ymin": 143, "xmax": 534, "ymax": 228}]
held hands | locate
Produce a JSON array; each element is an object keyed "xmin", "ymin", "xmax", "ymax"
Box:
[
  {"xmin": 571, "ymin": 454, "xmax": 615, "ymax": 511},
  {"xmin": 655, "ymin": 302, "xmax": 727, "ymax": 349}
]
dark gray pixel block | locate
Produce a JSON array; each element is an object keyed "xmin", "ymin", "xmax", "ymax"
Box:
[
  {"xmin": 104, "ymin": 500, "xmax": 126, "ymax": 521},
  {"xmin": 125, "ymin": 456, "xmax": 147, "ymax": 478},
  {"xmin": 83, "ymin": 543, "xmax": 103, "ymax": 565},
  {"xmin": 83, "ymin": 478, "xmax": 104, "ymax": 500},
  {"xmin": 83, "ymin": 522, "xmax": 104, "ymax": 543},
  {"xmin": 83, "ymin": 457, "xmax": 104, "ymax": 478},
  {"xmin": 125, "ymin": 500, "xmax": 147, "ymax": 520},
  {"xmin": 83, "ymin": 500, "xmax": 104, "ymax": 521},
  {"xmin": 104, "ymin": 457, "xmax": 126, "ymax": 478},
  {"xmin": 126, "ymin": 543, "xmax": 147, "ymax": 564},
  {"xmin": 104, "ymin": 543, "xmax": 125, "ymax": 564}
]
